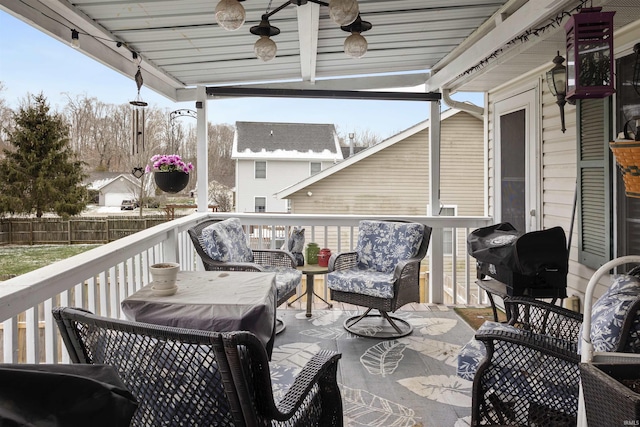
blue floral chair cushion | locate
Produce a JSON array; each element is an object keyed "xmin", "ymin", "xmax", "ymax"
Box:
[
  {"xmin": 201, "ymin": 218, "xmax": 254, "ymax": 263},
  {"xmin": 327, "ymin": 221, "xmax": 425, "ymax": 299},
  {"xmin": 356, "ymin": 220, "xmax": 424, "ymax": 273},
  {"xmin": 262, "ymin": 265, "xmax": 302, "ymax": 301},
  {"xmin": 583, "ymin": 273, "xmax": 640, "ymax": 353},
  {"xmin": 327, "ymin": 269, "xmax": 397, "ymax": 299},
  {"xmin": 457, "ymin": 321, "xmax": 521, "ymax": 381}
]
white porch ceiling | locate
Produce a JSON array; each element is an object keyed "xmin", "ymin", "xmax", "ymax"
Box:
[{"xmin": 2, "ymin": 0, "xmax": 637, "ymax": 102}]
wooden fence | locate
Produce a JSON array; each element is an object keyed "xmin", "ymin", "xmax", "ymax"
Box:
[{"xmin": 0, "ymin": 217, "xmax": 174, "ymax": 245}]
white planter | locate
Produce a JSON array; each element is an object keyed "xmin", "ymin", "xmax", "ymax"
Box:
[{"xmin": 149, "ymin": 262, "xmax": 180, "ymax": 296}]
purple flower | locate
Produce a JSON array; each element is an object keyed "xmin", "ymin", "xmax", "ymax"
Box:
[{"xmin": 148, "ymin": 154, "xmax": 194, "ymax": 174}]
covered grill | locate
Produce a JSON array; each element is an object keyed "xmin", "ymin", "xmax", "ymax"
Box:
[{"xmin": 467, "ymin": 223, "xmax": 568, "ymax": 298}]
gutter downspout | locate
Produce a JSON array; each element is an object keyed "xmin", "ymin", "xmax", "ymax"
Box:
[{"xmin": 442, "ymin": 89, "xmax": 484, "ymax": 116}]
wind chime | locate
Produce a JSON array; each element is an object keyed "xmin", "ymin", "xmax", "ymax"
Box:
[{"xmin": 129, "ymin": 53, "xmax": 148, "ymax": 155}]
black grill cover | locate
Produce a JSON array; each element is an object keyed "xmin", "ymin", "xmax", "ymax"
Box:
[{"xmin": 467, "ymin": 223, "xmax": 568, "ymax": 297}]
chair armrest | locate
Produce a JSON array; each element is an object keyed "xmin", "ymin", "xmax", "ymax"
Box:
[
  {"xmin": 505, "ymin": 297, "xmax": 583, "ymax": 342},
  {"xmin": 392, "ymin": 256, "xmax": 423, "ymax": 281},
  {"xmin": 252, "ymin": 249, "xmax": 297, "ymax": 268},
  {"xmin": 224, "ymin": 332, "xmax": 342, "ymax": 425},
  {"xmin": 473, "ymin": 328, "xmax": 580, "ymax": 425},
  {"xmin": 475, "ymin": 327, "xmax": 579, "ymax": 362},
  {"xmin": 271, "ymin": 350, "xmax": 342, "ymax": 422},
  {"xmin": 328, "ymin": 252, "xmax": 357, "ymax": 272},
  {"xmin": 199, "ymin": 257, "xmax": 264, "ymax": 272}
]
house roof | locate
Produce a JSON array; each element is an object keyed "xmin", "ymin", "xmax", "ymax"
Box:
[
  {"xmin": 275, "ymin": 108, "xmax": 479, "ymax": 198},
  {"xmin": 84, "ymin": 172, "xmax": 139, "ymax": 191},
  {"xmin": 232, "ymin": 121, "xmax": 342, "ymax": 160}
]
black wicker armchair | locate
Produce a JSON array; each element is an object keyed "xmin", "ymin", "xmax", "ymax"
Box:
[
  {"xmin": 53, "ymin": 306, "xmax": 343, "ymax": 427},
  {"xmin": 188, "ymin": 218, "xmax": 300, "ymax": 308},
  {"xmin": 327, "ymin": 220, "xmax": 432, "ymax": 338},
  {"xmin": 460, "ymin": 274, "xmax": 640, "ymax": 426}
]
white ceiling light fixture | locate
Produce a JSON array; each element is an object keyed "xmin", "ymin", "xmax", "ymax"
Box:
[
  {"xmin": 250, "ymin": 15, "xmax": 280, "ymax": 61},
  {"xmin": 249, "ymin": 0, "xmax": 371, "ymax": 62},
  {"xmin": 215, "ymin": 0, "xmax": 246, "ymax": 31},
  {"xmin": 329, "ymin": 0, "xmax": 359, "ymax": 26},
  {"xmin": 342, "ymin": 15, "xmax": 371, "ymax": 58}
]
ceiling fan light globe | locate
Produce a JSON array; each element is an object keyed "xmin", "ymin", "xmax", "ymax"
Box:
[
  {"xmin": 329, "ymin": 0, "xmax": 359, "ymax": 26},
  {"xmin": 255, "ymin": 36, "xmax": 277, "ymax": 61},
  {"xmin": 344, "ymin": 32, "xmax": 367, "ymax": 58},
  {"xmin": 215, "ymin": 0, "xmax": 246, "ymax": 31}
]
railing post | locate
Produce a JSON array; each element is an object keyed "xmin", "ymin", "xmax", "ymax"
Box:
[
  {"xmin": 163, "ymin": 228, "xmax": 180, "ymax": 264},
  {"xmin": 429, "ymin": 228, "xmax": 444, "ymax": 303},
  {"xmin": 3, "ymin": 318, "xmax": 18, "ymax": 363}
]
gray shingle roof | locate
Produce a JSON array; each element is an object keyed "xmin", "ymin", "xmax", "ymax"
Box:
[{"xmin": 236, "ymin": 122, "xmax": 338, "ymax": 154}]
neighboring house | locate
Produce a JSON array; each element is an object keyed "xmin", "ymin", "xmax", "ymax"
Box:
[
  {"xmin": 276, "ymin": 109, "xmax": 484, "ymax": 266},
  {"xmin": 85, "ymin": 172, "xmax": 140, "ymax": 207},
  {"xmin": 275, "ymin": 109, "xmax": 484, "ymax": 300},
  {"xmin": 232, "ymin": 121, "xmax": 343, "ymax": 213},
  {"xmin": 276, "ymin": 109, "xmax": 484, "ymax": 219}
]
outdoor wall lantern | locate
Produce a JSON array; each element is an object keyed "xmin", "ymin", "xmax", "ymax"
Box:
[
  {"xmin": 565, "ymin": 6, "xmax": 616, "ymax": 101},
  {"xmin": 216, "ymin": 0, "xmax": 371, "ymax": 61},
  {"xmin": 547, "ymin": 51, "xmax": 568, "ymax": 133}
]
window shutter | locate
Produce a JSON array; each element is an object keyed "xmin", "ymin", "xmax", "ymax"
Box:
[{"xmin": 577, "ymin": 98, "xmax": 612, "ymax": 269}]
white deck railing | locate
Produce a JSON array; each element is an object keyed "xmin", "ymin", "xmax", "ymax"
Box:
[{"xmin": 0, "ymin": 212, "xmax": 492, "ymax": 363}]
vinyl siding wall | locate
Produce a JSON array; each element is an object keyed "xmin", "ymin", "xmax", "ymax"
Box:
[
  {"xmin": 285, "ymin": 112, "xmax": 484, "ymax": 302},
  {"xmin": 287, "ymin": 111, "xmax": 484, "ymax": 257},
  {"xmin": 487, "ymin": 70, "xmax": 592, "ymax": 305},
  {"xmin": 235, "ymin": 159, "xmax": 335, "ymax": 213}
]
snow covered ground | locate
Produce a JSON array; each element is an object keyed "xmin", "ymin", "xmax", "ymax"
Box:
[{"xmin": 82, "ymin": 205, "xmax": 165, "ymax": 216}]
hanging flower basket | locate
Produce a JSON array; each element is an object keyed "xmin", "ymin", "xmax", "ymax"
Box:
[
  {"xmin": 610, "ymin": 140, "xmax": 640, "ymax": 198},
  {"xmin": 154, "ymin": 171, "xmax": 190, "ymax": 193},
  {"xmin": 146, "ymin": 154, "xmax": 194, "ymax": 194}
]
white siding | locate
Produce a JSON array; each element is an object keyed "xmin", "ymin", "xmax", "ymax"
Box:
[
  {"xmin": 288, "ymin": 112, "xmax": 484, "ymax": 217},
  {"xmin": 235, "ymin": 159, "xmax": 334, "ymax": 213},
  {"xmin": 487, "ymin": 71, "xmax": 591, "ymax": 304}
]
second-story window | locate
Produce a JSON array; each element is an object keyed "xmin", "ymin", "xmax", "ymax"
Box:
[
  {"xmin": 310, "ymin": 162, "xmax": 322, "ymax": 175},
  {"xmin": 255, "ymin": 197, "xmax": 266, "ymax": 212},
  {"xmin": 255, "ymin": 161, "xmax": 266, "ymax": 179}
]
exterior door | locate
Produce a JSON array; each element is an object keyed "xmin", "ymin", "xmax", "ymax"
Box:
[{"xmin": 494, "ymin": 88, "xmax": 539, "ymax": 232}]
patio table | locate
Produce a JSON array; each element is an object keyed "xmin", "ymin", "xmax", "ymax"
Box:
[
  {"xmin": 121, "ymin": 270, "xmax": 277, "ymax": 357},
  {"xmin": 290, "ymin": 264, "xmax": 333, "ymax": 317}
]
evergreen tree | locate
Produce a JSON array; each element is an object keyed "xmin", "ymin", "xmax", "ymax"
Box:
[{"xmin": 0, "ymin": 93, "xmax": 87, "ymax": 218}]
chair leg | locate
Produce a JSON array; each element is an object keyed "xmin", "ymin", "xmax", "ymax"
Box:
[
  {"xmin": 343, "ymin": 308, "xmax": 413, "ymax": 339},
  {"xmin": 276, "ymin": 315, "xmax": 286, "ymax": 334}
]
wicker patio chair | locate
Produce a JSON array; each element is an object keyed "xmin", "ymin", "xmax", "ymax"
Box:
[
  {"xmin": 457, "ymin": 270, "xmax": 640, "ymax": 426},
  {"xmin": 53, "ymin": 306, "xmax": 343, "ymax": 427},
  {"xmin": 327, "ymin": 220, "xmax": 432, "ymax": 338},
  {"xmin": 188, "ymin": 218, "xmax": 301, "ymax": 308}
]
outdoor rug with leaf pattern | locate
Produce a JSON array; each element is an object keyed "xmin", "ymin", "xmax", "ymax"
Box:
[{"xmin": 270, "ymin": 307, "xmax": 476, "ymax": 427}]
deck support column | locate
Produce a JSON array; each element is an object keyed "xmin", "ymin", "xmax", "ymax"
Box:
[
  {"xmin": 428, "ymin": 95, "xmax": 443, "ymax": 304},
  {"xmin": 196, "ymin": 86, "xmax": 209, "ymax": 213}
]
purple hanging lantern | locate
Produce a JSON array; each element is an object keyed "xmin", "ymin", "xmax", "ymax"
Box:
[{"xmin": 565, "ymin": 7, "xmax": 616, "ymax": 101}]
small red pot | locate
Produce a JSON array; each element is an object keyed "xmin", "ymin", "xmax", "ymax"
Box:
[{"xmin": 317, "ymin": 248, "xmax": 332, "ymax": 267}]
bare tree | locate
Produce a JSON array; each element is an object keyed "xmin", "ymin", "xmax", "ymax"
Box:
[
  {"xmin": 64, "ymin": 95, "xmax": 126, "ymax": 171},
  {"xmin": 207, "ymin": 123, "xmax": 235, "ymax": 188},
  {"xmin": 208, "ymin": 181, "xmax": 234, "ymax": 212},
  {"xmin": 336, "ymin": 127, "xmax": 382, "ymax": 149},
  {"xmin": 0, "ymin": 82, "xmax": 14, "ymax": 154}
]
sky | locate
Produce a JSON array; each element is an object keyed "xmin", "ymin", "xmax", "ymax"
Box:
[{"xmin": 0, "ymin": 10, "xmax": 484, "ymax": 140}]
